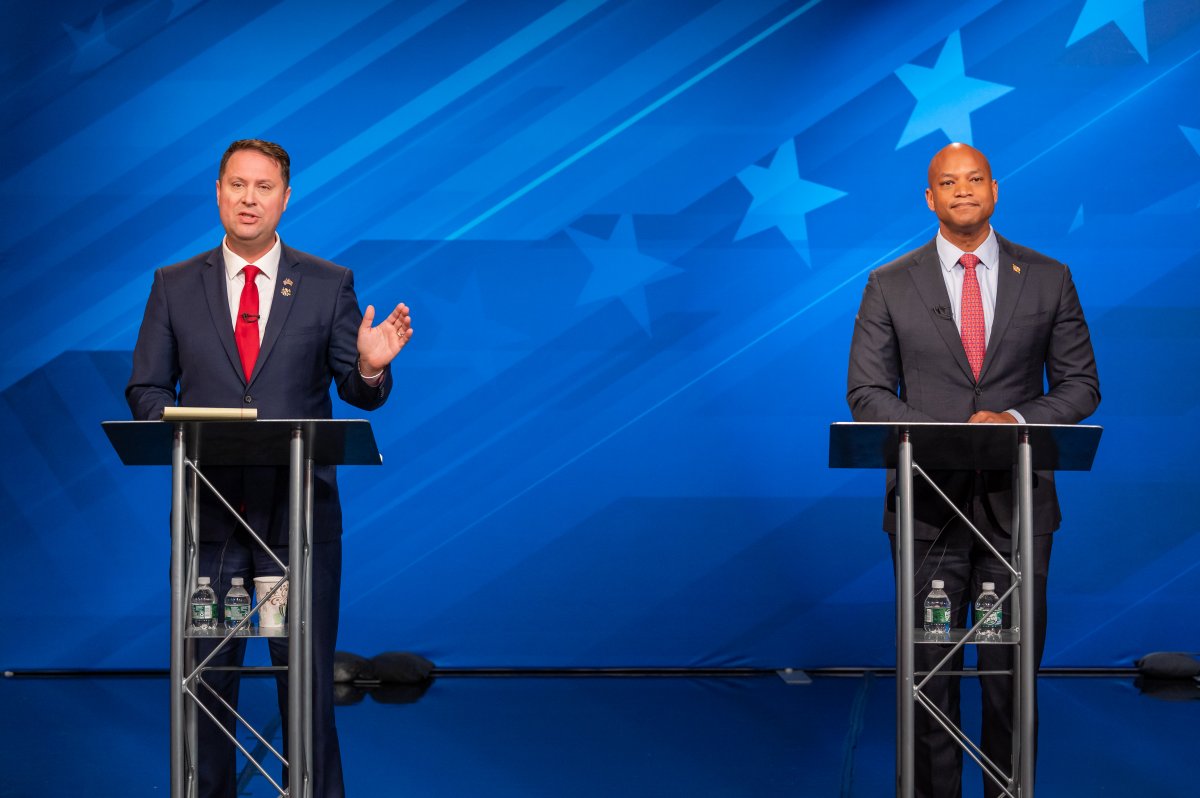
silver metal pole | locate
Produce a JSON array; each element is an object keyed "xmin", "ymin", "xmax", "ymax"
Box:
[
  {"xmin": 303, "ymin": 454, "xmax": 315, "ymax": 790},
  {"xmin": 287, "ymin": 426, "xmax": 308, "ymax": 798},
  {"xmin": 186, "ymin": 450, "xmax": 199, "ymax": 798},
  {"xmin": 897, "ymin": 429, "xmax": 915, "ymax": 798},
  {"xmin": 171, "ymin": 425, "xmax": 186, "ymax": 798},
  {"xmin": 1018, "ymin": 430, "xmax": 1036, "ymax": 795}
]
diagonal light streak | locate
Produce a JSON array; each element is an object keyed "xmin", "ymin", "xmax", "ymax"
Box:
[
  {"xmin": 1050, "ymin": 549, "xmax": 1200, "ymax": 659},
  {"xmin": 444, "ymin": 0, "xmax": 827, "ymax": 242},
  {"xmin": 1001, "ymin": 46, "xmax": 1200, "ymax": 182}
]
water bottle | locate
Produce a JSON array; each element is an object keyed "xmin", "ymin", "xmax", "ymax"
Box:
[
  {"xmin": 923, "ymin": 579, "xmax": 951, "ymax": 635},
  {"xmin": 974, "ymin": 582, "xmax": 1002, "ymax": 640},
  {"xmin": 224, "ymin": 577, "xmax": 251, "ymax": 630},
  {"xmin": 191, "ymin": 576, "xmax": 217, "ymax": 630}
]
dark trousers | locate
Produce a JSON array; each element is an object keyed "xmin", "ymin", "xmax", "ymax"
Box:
[
  {"xmin": 194, "ymin": 532, "xmax": 345, "ymax": 798},
  {"xmin": 891, "ymin": 498, "xmax": 1052, "ymax": 798}
]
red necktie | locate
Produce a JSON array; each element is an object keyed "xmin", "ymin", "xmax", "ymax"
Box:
[
  {"xmin": 235, "ymin": 264, "xmax": 261, "ymax": 381},
  {"xmin": 959, "ymin": 253, "xmax": 985, "ymax": 381}
]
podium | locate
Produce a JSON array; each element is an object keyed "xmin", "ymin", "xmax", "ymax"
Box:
[
  {"xmin": 828, "ymin": 422, "xmax": 1101, "ymax": 798},
  {"xmin": 103, "ymin": 419, "xmax": 382, "ymax": 798}
]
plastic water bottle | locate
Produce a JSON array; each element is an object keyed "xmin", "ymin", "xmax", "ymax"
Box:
[
  {"xmin": 191, "ymin": 577, "xmax": 217, "ymax": 630},
  {"xmin": 974, "ymin": 582, "xmax": 1002, "ymax": 640},
  {"xmin": 924, "ymin": 579, "xmax": 951, "ymax": 635},
  {"xmin": 224, "ymin": 577, "xmax": 251, "ymax": 630}
]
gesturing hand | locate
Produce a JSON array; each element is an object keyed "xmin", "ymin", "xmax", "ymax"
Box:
[{"xmin": 357, "ymin": 302, "xmax": 413, "ymax": 375}]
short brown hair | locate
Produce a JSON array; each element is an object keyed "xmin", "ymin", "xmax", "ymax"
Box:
[{"xmin": 219, "ymin": 139, "xmax": 291, "ymax": 186}]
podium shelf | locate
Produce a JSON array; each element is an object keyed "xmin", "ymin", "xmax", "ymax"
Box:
[
  {"xmin": 184, "ymin": 625, "xmax": 287, "ymax": 639},
  {"xmin": 914, "ymin": 629, "xmax": 1019, "ymax": 645}
]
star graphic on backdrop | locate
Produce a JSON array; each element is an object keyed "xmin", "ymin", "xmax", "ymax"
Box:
[
  {"xmin": 894, "ymin": 30, "xmax": 1014, "ymax": 149},
  {"xmin": 1067, "ymin": 0, "xmax": 1148, "ymax": 62},
  {"xmin": 735, "ymin": 141, "xmax": 846, "ymax": 266},
  {"xmin": 567, "ymin": 215, "xmax": 682, "ymax": 334},
  {"xmin": 63, "ymin": 13, "xmax": 121, "ymax": 74}
]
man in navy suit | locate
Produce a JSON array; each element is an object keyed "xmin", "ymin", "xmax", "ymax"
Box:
[
  {"xmin": 847, "ymin": 143, "xmax": 1100, "ymax": 797},
  {"xmin": 127, "ymin": 139, "xmax": 413, "ymax": 798}
]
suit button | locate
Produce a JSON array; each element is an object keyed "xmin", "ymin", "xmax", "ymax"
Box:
[
  {"xmin": 244, "ymin": 395, "xmax": 253, "ymax": 404},
  {"xmin": 974, "ymin": 387, "xmax": 982, "ymax": 396}
]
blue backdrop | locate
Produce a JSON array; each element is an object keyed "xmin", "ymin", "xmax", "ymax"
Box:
[{"xmin": 2, "ymin": 0, "xmax": 1197, "ymax": 669}]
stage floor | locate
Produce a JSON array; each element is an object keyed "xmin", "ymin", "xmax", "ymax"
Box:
[{"xmin": 1, "ymin": 671, "xmax": 1195, "ymax": 796}]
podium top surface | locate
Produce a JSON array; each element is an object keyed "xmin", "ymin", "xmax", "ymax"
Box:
[
  {"xmin": 828, "ymin": 422, "xmax": 1102, "ymax": 471},
  {"xmin": 102, "ymin": 419, "xmax": 382, "ymax": 467}
]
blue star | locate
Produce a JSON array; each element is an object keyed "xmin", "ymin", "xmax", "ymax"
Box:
[
  {"xmin": 1067, "ymin": 0, "xmax": 1148, "ymax": 62},
  {"xmin": 735, "ymin": 141, "xmax": 846, "ymax": 266},
  {"xmin": 568, "ymin": 215, "xmax": 682, "ymax": 334},
  {"xmin": 894, "ymin": 30, "xmax": 1014, "ymax": 149},
  {"xmin": 63, "ymin": 13, "xmax": 121, "ymax": 74}
]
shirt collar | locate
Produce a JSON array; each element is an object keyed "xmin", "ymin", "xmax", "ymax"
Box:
[
  {"xmin": 223, "ymin": 235, "xmax": 282, "ymax": 282},
  {"xmin": 936, "ymin": 227, "xmax": 999, "ymax": 273}
]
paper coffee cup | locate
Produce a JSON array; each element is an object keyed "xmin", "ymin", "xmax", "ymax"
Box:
[{"xmin": 253, "ymin": 576, "xmax": 289, "ymax": 628}]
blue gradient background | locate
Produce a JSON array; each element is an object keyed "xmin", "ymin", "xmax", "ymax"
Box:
[{"xmin": 1, "ymin": 0, "xmax": 1197, "ymax": 669}]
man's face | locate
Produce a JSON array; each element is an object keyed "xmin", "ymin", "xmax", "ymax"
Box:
[
  {"xmin": 216, "ymin": 149, "xmax": 291, "ymax": 259},
  {"xmin": 924, "ymin": 146, "xmax": 997, "ymax": 237}
]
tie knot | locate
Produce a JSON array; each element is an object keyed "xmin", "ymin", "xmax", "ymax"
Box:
[
  {"xmin": 959, "ymin": 253, "xmax": 981, "ymax": 270},
  {"xmin": 243, "ymin": 264, "xmax": 260, "ymax": 281}
]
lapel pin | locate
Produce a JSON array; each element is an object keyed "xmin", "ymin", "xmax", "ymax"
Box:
[
  {"xmin": 280, "ymin": 287, "xmax": 292, "ymax": 297},
  {"xmin": 283, "ymin": 278, "xmax": 294, "ymax": 286},
  {"xmin": 1012, "ymin": 263, "xmax": 1021, "ymax": 274}
]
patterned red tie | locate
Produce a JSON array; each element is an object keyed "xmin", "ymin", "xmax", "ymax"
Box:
[
  {"xmin": 235, "ymin": 264, "xmax": 261, "ymax": 381},
  {"xmin": 959, "ymin": 253, "xmax": 985, "ymax": 381}
]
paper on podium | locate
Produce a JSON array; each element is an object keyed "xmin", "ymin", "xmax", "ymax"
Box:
[{"xmin": 161, "ymin": 407, "xmax": 258, "ymax": 421}]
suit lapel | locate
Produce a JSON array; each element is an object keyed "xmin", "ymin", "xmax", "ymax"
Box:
[
  {"xmin": 202, "ymin": 248, "xmax": 246, "ymax": 383},
  {"xmin": 907, "ymin": 241, "xmax": 975, "ymax": 382},
  {"xmin": 981, "ymin": 236, "xmax": 1027, "ymax": 383},
  {"xmin": 251, "ymin": 244, "xmax": 301, "ymax": 383}
]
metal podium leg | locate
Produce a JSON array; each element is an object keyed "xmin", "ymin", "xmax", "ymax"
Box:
[
  {"xmin": 287, "ymin": 426, "xmax": 310, "ymax": 798},
  {"xmin": 171, "ymin": 426, "xmax": 186, "ymax": 798},
  {"xmin": 1018, "ymin": 432, "xmax": 1035, "ymax": 795},
  {"xmin": 897, "ymin": 430, "xmax": 915, "ymax": 798}
]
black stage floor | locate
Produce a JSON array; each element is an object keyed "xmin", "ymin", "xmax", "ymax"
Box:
[{"xmin": 2, "ymin": 671, "xmax": 1196, "ymax": 796}]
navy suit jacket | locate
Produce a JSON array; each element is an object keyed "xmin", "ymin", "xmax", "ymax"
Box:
[
  {"xmin": 846, "ymin": 234, "xmax": 1100, "ymax": 539},
  {"xmin": 127, "ymin": 243, "xmax": 392, "ymax": 543}
]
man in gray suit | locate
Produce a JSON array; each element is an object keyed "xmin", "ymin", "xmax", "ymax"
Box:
[{"xmin": 847, "ymin": 143, "xmax": 1100, "ymax": 798}]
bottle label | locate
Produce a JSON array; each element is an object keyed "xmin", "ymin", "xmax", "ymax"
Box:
[
  {"xmin": 925, "ymin": 608, "xmax": 949, "ymax": 624},
  {"xmin": 226, "ymin": 604, "xmax": 249, "ymax": 620},
  {"xmin": 975, "ymin": 608, "xmax": 1002, "ymax": 627},
  {"xmin": 191, "ymin": 603, "xmax": 213, "ymax": 620}
]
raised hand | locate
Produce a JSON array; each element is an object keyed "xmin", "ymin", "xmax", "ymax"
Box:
[{"xmin": 357, "ymin": 302, "xmax": 413, "ymax": 375}]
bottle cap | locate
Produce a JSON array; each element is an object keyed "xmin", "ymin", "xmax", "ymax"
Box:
[
  {"xmin": 982, "ymin": 582, "xmax": 995, "ymax": 591},
  {"xmin": 198, "ymin": 576, "xmax": 211, "ymax": 585},
  {"xmin": 931, "ymin": 579, "xmax": 944, "ymax": 589},
  {"xmin": 231, "ymin": 577, "xmax": 244, "ymax": 586}
]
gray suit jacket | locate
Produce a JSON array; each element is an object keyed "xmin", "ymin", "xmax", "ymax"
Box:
[{"xmin": 846, "ymin": 235, "xmax": 1100, "ymax": 539}]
